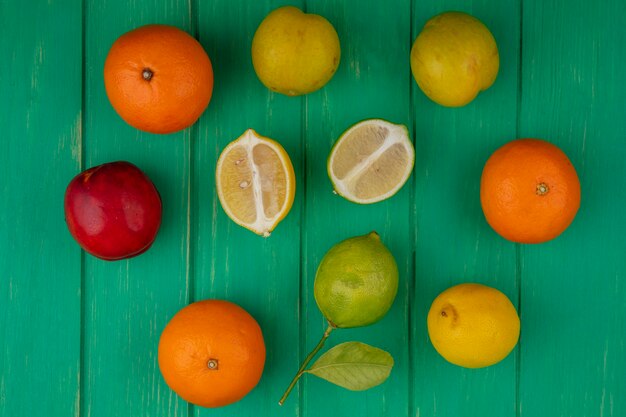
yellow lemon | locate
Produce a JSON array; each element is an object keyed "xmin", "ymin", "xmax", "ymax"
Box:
[
  {"xmin": 216, "ymin": 129, "xmax": 295, "ymax": 237},
  {"xmin": 252, "ymin": 6, "xmax": 340, "ymax": 96},
  {"xmin": 427, "ymin": 283, "xmax": 520, "ymax": 368},
  {"xmin": 410, "ymin": 11, "xmax": 499, "ymax": 107}
]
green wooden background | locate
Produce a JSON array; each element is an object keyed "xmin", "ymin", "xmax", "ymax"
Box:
[{"xmin": 1, "ymin": 0, "xmax": 625, "ymax": 416}]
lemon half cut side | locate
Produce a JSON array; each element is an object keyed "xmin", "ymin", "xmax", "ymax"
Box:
[
  {"xmin": 216, "ymin": 129, "xmax": 295, "ymax": 237},
  {"xmin": 328, "ymin": 119, "xmax": 415, "ymax": 204}
]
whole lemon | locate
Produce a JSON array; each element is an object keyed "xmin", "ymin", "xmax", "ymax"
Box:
[
  {"xmin": 427, "ymin": 283, "xmax": 520, "ymax": 368},
  {"xmin": 410, "ymin": 11, "xmax": 499, "ymax": 107},
  {"xmin": 251, "ymin": 6, "xmax": 341, "ymax": 96},
  {"xmin": 314, "ymin": 232, "xmax": 398, "ymax": 328}
]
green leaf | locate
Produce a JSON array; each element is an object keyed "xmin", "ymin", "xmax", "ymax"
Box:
[{"xmin": 305, "ymin": 341, "xmax": 394, "ymax": 391}]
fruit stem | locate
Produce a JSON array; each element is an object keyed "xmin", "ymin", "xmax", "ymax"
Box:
[
  {"xmin": 142, "ymin": 68, "xmax": 153, "ymax": 81},
  {"xmin": 278, "ymin": 323, "xmax": 335, "ymax": 406},
  {"xmin": 536, "ymin": 182, "xmax": 549, "ymax": 196}
]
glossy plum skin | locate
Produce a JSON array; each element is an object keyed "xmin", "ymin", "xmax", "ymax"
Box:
[{"xmin": 64, "ymin": 161, "xmax": 162, "ymax": 260}]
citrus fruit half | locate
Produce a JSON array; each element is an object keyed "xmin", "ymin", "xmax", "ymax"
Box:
[
  {"xmin": 427, "ymin": 283, "xmax": 520, "ymax": 368},
  {"xmin": 158, "ymin": 300, "xmax": 266, "ymax": 408},
  {"xmin": 480, "ymin": 138, "xmax": 581, "ymax": 243},
  {"xmin": 216, "ymin": 129, "xmax": 296, "ymax": 237},
  {"xmin": 328, "ymin": 119, "xmax": 414, "ymax": 204},
  {"xmin": 104, "ymin": 24, "xmax": 213, "ymax": 134},
  {"xmin": 314, "ymin": 231, "xmax": 399, "ymax": 328}
]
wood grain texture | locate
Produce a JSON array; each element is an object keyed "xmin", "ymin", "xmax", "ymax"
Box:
[
  {"xmin": 194, "ymin": 1, "xmax": 303, "ymax": 415},
  {"xmin": 0, "ymin": 1, "xmax": 82, "ymax": 416},
  {"xmin": 518, "ymin": 1, "xmax": 626, "ymax": 416},
  {"xmin": 411, "ymin": 1, "xmax": 520, "ymax": 416},
  {"xmin": 81, "ymin": 1, "xmax": 192, "ymax": 416},
  {"xmin": 302, "ymin": 1, "xmax": 412, "ymax": 416},
  {"xmin": 0, "ymin": 1, "xmax": 625, "ymax": 417}
]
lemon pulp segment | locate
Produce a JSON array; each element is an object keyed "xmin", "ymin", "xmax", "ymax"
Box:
[
  {"xmin": 328, "ymin": 119, "xmax": 414, "ymax": 204},
  {"xmin": 216, "ymin": 129, "xmax": 295, "ymax": 236}
]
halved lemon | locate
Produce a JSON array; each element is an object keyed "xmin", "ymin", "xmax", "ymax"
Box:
[
  {"xmin": 328, "ymin": 119, "xmax": 414, "ymax": 204},
  {"xmin": 216, "ymin": 129, "xmax": 296, "ymax": 236}
]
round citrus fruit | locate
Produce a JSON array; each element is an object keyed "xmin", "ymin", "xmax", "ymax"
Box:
[
  {"xmin": 480, "ymin": 138, "xmax": 581, "ymax": 243},
  {"xmin": 252, "ymin": 6, "xmax": 340, "ymax": 96},
  {"xmin": 104, "ymin": 24, "xmax": 213, "ymax": 134},
  {"xmin": 410, "ymin": 11, "xmax": 499, "ymax": 107},
  {"xmin": 314, "ymin": 231, "xmax": 398, "ymax": 328},
  {"xmin": 215, "ymin": 129, "xmax": 296, "ymax": 237},
  {"xmin": 427, "ymin": 283, "xmax": 520, "ymax": 368},
  {"xmin": 158, "ymin": 300, "xmax": 265, "ymax": 408},
  {"xmin": 328, "ymin": 119, "xmax": 414, "ymax": 204}
]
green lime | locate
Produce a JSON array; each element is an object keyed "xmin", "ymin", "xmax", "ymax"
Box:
[{"xmin": 314, "ymin": 231, "xmax": 399, "ymax": 328}]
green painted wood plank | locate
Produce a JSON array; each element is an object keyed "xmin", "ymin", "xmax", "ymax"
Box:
[
  {"xmin": 0, "ymin": 1, "xmax": 82, "ymax": 416},
  {"xmin": 411, "ymin": 1, "xmax": 521, "ymax": 416},
  {"xmin": 518, "ymin": 1, "xmax": 626, "ymax": 415},
  {"xmin": 193, "ymin": 1, "xmax": 303, "ymax": 415},
  {"xmin": 2, "ymin": 2, "xmax": 625, "ymax": 417},
  {"xmin": 82, "ymin": 1, "xmax": 193, "ymax": 416},
  {"xmin": 302, "ymin": 2, "xmax": 411, "ymax": 416}
]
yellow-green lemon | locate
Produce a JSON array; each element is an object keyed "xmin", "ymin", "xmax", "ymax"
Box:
[
  {"xmin": 251, "ymin": 6, "xmax": 341, "ymax": 96},
  {"xmin": 410, "ymin": 11, "xmax": 499, "ymax": 107},
  {"xmin": 327, "ymin": 119, "xmax": 414, "ymax": 204},
  {"xmin": 314, "ymin": 232, "xmax": 398, "ymax": 328}
]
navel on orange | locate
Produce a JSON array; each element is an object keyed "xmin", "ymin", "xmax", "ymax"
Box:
[
  {"xmin": 158, "ymin": 300, "xmax": 266, "ymax": 408},
  {"xmin": 104, "ymin": 24, "xmax": 213, "ymax": 134},
  {"xmin": 480, "ymin": 138, "xmax": 581, "ymax": 244}
]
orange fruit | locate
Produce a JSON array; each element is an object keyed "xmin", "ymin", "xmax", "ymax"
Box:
[
  {"xmin": 480, "ymin": 138, "xmax": 581, "ymax": 243},
  {"xmin": 104, "ymin": 24, "xmax": 213, "ymax": 134},
  {"xmin": 158, "ymin": 300, "xmax": 266, "ymax": 408}
]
